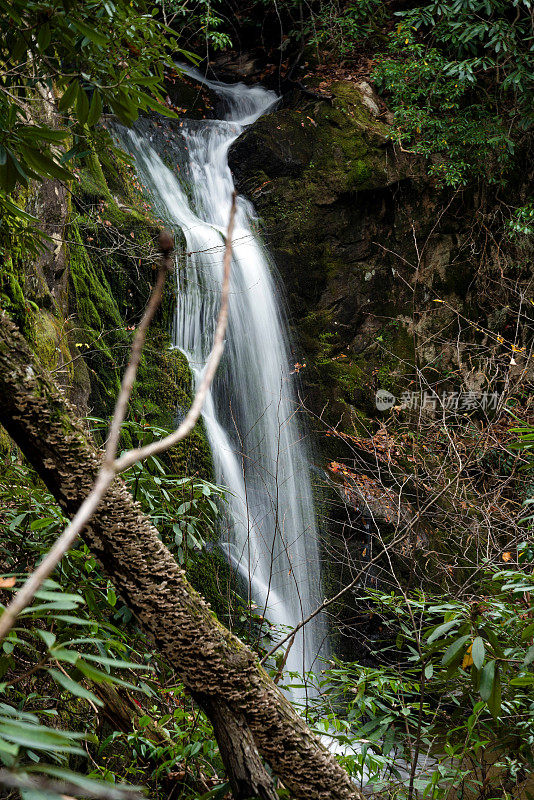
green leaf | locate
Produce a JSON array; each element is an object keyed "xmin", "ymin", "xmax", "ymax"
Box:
[
  {"xmin": 76, "ymin": 659, "xmax": 141, "ymax": 691},
  {"xmin": 19, "ymin": 146, "xmax": 72, "ymax": 182},
  {"xmin": 52, "ymin": 615, "xmax": 95, "ymax": 627},
  {"xmin": 36, "ymin": 766, "xmax": 143, "ymax": 797},
  {"xmin": 36, "ymin": 630, "xmax": 56, "ymax": 649},
  {"xmin": 427, "ymin": 619, "xmax": 460, "ymax": 644},
  {"xmin": 58, "ymin": 81, "xmax": 79, "ymax": 112},
  {"xmin": 424, "ymin": 662, "xmax": 434, "ymax": 679},
  {"xmin": 20, "ymin": 790, "xmax": 58, "ymax": 800},
  {"xmin": 21, "ymin": 600, "xmax": 79, "ymax": 613},
  {"xmin": 34, "ymin": 590, "xmax": 83, "ymax": 604},
  {"xmin": 0, "ymin": 737, "xmax": 19, "ymax": 756},
  {"xmin": 12, "ymin": 36, "xmax": 28, "ymax": 61},
  {"xmin": 19, "ymin": 126, "xmax": 68, "ymax": 144},
  {"xmin": 510, "ymin": 675, "xmax": 534, "ymax": 686},
  {"xmin": 80, "ymin": 653, "xmax": 150, "ymax": 670},
  {"xmin": 87, "ymin": 90, "xmax": 103, "ymax": 126},
  {"xmin": 0, "ymin": 145, "xmax": 6, "ymax": 166},
  {"xmin": 0, "ymin": 704, "xmax": 38, "ymax": 722},
  {"xmin": 524, "ymin": 645, "xmax": 534, "ymax": 666},
  {"xmin": 48, "ymin": 648, "xmax": 79, "ymax": 665},
  {"xmin": 47, "ymin": 668, "xmax": 103, "ymax": 706},
  {"xmin": 0, "ymin": 721, "xmax": 85, "ymax": 755},
  {"xmin": 37, "ymin": 23, "xmax": 51, "ymax": 51},
  {"xmin": 29, "ymin": 517, "xmax": 56, "ymax": 531},
  {"xmin": 0, "ymin": 151, "xmax": 27, "ymax": 192},
  {"xmin": 76, "ymin": 86, "xmax": 90, "ymax": 125},
  {"xmin": 479, "ymin": 659, "xmax": 495, "ymax": 701},
  {"xmin": 471, "ymin": 636, "xmax": 485, "ymax": 670},
  {"xmin": 109, "ymin": 92, "xmax": 138, "ymax": 126},
  {"xmin": 479, "ymin": 626, "xmax": 506, "ymax": 659},
  {"xmin": 72, "ymin": 20, "xmax": 109, "ymax": 47},
  {"xmin": 145, "ymin": 98, "xmax": 177, "ymax": 118},
  {"xmin": 441, "ymin": 634, "xmax": 470, "ymax": 666}
]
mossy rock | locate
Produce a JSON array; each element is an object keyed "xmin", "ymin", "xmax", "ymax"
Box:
[
  {"xmin": 63, "ymin": 124, "xmax": 213, "ymax": 483},
  {"xmin": 228, "ymin": 79, "xmax": 476, "ymax": 442},
  {"xmin": 28, "ymin": 309, "xmax": 71, "ymax": 373},
  {"xmin": 0, "ymin": 263, "xmax": 26, "ymax": 331},
  {"xmin": 186, "ymin": 549, "xmax": 237, "ymax": 624}
]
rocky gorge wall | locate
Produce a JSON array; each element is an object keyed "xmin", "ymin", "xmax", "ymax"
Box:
[
  {"xmin": 226, "ymin": 70, "xmax": 533, "ymax": 654},
  {"xmin": 228, "ymin": 77, "xmax": 533, "ymax": 431}
]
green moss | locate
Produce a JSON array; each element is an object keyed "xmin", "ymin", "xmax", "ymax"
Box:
[
  {"xmin": 28, "ymin": 310, "xmax": 71, "ymax": 374},
  {"xmin": 329, "ymin": 81, "xmax": 389, "ymax": 135},
  {"xmin": 131, "ymin": 338, "xmax": 213, "ymax": 477},
  {"xmin": 0, "ymin": 425, "xmax": 12, "ymax": 457},
  {"xmin": 1, "ymin": 267, "xmax": 26, "ymax": 330},
  {"xmin": 186, "ymin": 550, "xmax": 236, "ymax": 622},
  {"xmin": 66, "ymin": 130, "xmax": 214, "ymax": 465},
  {"xmin": 374, "ymin": 322, "xmax": 415, "ymax": 396},
  {"xmin": 348, "ymin": 159, "xmax": 373, "ymax": 188},
  {"xmin": 86, "ymin": 133, "xmax": 112, "ymax": 198},
  {"xmin": 69, "ymin": 221, "xmax": 123, "ymax": 333},
  {"xmin": 0, "ymin": 117, "xmax": 215, "ymax": 507}
]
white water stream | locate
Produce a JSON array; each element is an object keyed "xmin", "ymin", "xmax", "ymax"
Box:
[{"xmin": 119, "ymin": 70, "xmax": 327, "ymax": 688}]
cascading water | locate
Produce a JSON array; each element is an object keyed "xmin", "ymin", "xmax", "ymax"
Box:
[{"xmin": 118, "ymin": 69, "xmax": 327, "ymax": 690}]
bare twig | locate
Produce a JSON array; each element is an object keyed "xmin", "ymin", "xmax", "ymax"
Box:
[
  {"xmin": 0, "ymin": 194, "xmax": 236, "ymax": 641},
  {"xmin": 260, "ymin": 468, "xmax": 468, "ymax": 665}
]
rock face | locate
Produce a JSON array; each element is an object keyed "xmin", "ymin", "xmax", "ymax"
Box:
[{"xmin": 229, "ymin": 80, "xmax": 531, "ymax": 429}]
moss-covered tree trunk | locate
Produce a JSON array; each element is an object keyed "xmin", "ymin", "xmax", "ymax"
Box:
[{"xmin": 0, "ymin": 311, "xmax": 362, "ymax": 800}]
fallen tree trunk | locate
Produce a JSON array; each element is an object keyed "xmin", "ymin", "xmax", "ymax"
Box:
[{"xmin": 0, "ymin": 311, "xmax": 362, "ymax": 800}]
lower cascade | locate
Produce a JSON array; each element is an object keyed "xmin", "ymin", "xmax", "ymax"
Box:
[{"xmin": 119, "ymin": 69, "xmax": 327, "ymax": 688}]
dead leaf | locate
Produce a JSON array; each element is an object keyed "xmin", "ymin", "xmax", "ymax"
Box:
[{"xmin": 462, "ymin": 643, "xmax": 474, "ymax": 669}]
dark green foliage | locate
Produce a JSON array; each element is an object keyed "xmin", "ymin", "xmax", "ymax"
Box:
[
  {"xmin": 308, "ymin": 566, "xmax": 534, "ymax": 796},
  {"xmin": 152, "ymin": 0, "xmax": 231, "ymax": 50},
  {"xmin": 88, "ymin": 418, "xmax": 219, "ymax": 557},
  {"xmin": 0, "ymin": 0, "xmax": 193, "ymax": 207},
  {"xmin": 371, "ymin": 5, "xmax": 528, "ymax": 187},
  {"xmin": 0, "ymin": 450, "xmax": 225, "ymax": 798},
  {"xmin": 239, "ymin": 0, "xmax": 533, "ymax": 187},
  {"xmin": 348, "ymin": 0, "xmax": 532, "ymax": 185}
]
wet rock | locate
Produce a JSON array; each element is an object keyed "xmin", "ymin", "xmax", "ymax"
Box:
[{"xmin": 228, "ymin": 78, "xmax": 504, "ymax": 429}]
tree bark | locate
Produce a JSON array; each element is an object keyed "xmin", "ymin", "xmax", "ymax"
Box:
[
  {"xmin": 0, "ymin": 311, "xmax": 362, "ymax": 800},
  {"xmin": 199, "ymin": 694, "xmax": 278, "ymax": 800}
]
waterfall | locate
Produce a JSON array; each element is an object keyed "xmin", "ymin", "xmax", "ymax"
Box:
[{"xmin": 117, "ymin": 69, "xmax": 327, "ymax": 690}]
